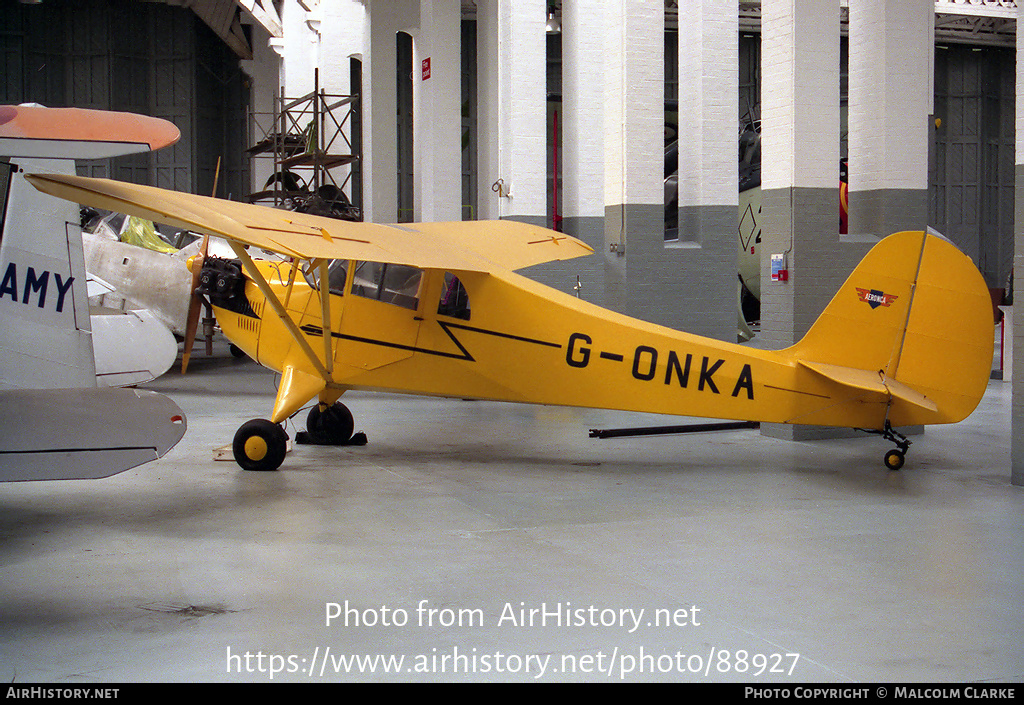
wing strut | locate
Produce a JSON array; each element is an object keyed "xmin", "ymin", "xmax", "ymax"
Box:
[
  {"xmin": 317, "ymin": 259, "xmax": 335, "ymax": 376},
  {"xmin": 227, "ymin": 242, "xmax": 331, "ymax": 381}
]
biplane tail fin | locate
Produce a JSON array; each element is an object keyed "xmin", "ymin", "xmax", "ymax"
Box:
[
  {"xmin": 0, "ymin": 157, "xmax": 97, "ymax": 391},
  {"xmin": 785, "ymin": 230, "xmax": 993, "ymax": 426}
]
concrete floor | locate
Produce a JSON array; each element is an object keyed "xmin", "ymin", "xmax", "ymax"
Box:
[{"xmin": 0, "ymin": 343, "xmax": 1021, "ymax": 683}]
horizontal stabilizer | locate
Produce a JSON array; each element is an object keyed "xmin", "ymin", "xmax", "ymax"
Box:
[
  {"xmin": 0, "ymin": 388, "xmax": 186, "ymax": 481},
  {"xmin": 798, "ymin": 360, "xmax": 938, "ymax": 414}
]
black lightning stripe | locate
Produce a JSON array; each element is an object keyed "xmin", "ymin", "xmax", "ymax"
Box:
[{"xmin": 298, "ymin": 320, "xmax": 561, "ymax": 363}]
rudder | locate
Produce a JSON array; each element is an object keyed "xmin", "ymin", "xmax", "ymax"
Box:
[{"xmin": 786, "ymin": 231, "xmax": 993, "ymax": 427}]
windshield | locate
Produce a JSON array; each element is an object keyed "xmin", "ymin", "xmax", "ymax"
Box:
[{"xmin": 351, "ymin": 261, "xmax": 422, "ymax": 310}]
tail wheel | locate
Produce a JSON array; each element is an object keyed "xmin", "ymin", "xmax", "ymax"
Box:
[
  {"xmin": 233, "ymin": 419, "xmax": 288, "ymax": 471},
  {"xmin": 883, "ymin": 449, "xmax": 905, "ymax": 471},
  {"xmin": 306, "ymin": 402, "xmax": 354, "ymax": 445}
]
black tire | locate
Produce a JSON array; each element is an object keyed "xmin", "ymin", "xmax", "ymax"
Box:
[
  {"xmin": 229, "ymin": 344, "xmax": 247, "ymax": 359},
  {"xmin": 306, "ymin": 402, "xmax": 354, "ymax": 445},
  {"xmin": 233, "ymin": 419, "xmax": 288, "ymax": 471},
  {"xmin": 884, "ymin": 449, "xmax": 905, "ymax": 471}
]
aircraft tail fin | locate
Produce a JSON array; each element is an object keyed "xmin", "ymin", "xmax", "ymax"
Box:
[
  {"xmin": 785, "ymin": 231, "xmax": 993, "ymax": 426},
  {"xmin": 0, "ymin": 158, "xmax": 96, "ymax": 391}
]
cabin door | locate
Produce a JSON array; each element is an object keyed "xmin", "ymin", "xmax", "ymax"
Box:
[{"xmin": 336, "ymin": 261, "xmax": 423, "ymax": 370}]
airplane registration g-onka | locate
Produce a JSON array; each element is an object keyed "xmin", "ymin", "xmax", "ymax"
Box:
[{"xmin": 27, "ymin": 172, "xmax": 994, "ymax": 472}]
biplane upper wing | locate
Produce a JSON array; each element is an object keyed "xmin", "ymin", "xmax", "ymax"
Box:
[
  {"xmin": 25, "ymin": 173, "xmax": 594, "ymax": 272},
  {"xmin": 1, "ymin": 105, "xmax": 180, "ymax": 160}
]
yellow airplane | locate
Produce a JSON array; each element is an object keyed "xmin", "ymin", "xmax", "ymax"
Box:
[{"xmin": 27, "ymin": 173, "xmax": 994, "ymax": 473}]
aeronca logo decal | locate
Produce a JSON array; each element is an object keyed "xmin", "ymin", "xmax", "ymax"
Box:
[{"xmin": 855, "ymin": 288, "xmax": 898, "ymax": 310}]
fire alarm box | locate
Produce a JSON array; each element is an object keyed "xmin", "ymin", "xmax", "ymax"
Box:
[{"xmin": 771, "ymin": 253, "xmax": 788, "ymax": 282}]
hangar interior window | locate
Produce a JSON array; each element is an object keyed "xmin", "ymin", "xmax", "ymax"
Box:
[
  {"xmin": 437, "ymin": 272, "xmax": 470, "ymax": 320},
  {"xmin": 351, "ymin": 261, "xmax": 422, "ymax": 310},
  {"xmin": 303, "ymin": 259, "xmax": 349, "ymax": 296}
]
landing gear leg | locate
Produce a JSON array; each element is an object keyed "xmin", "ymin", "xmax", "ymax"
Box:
[{"xmin": 881, "ymin": 421, "xmax": 911, "ymax": 471}]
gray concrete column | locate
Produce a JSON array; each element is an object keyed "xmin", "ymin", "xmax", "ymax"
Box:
[
  {"xmin": 673, "ymin": 0, "xmax": 739, "ymax": 338},
  {"xmin": 475, "ymin": 0, "xmax": 501, "ymax": 220},
  {"xmin": 602, "ymin": 0, "xmax": 663, "ymax": 322},
  {"xmin": 760, "ymin": 0, "xmax": 856, "ymax": 441},
  {"xmin": 599, "ymin": 0, "xmax": 734, "ymax": 339},
  {"xmin": 676, "ymin": 0, "xmax": 737, "ymax": 248}
]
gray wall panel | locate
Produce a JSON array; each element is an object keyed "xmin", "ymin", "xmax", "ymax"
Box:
[
  {"xmin": 1, "ymin": 0, "xmax": 248, "ymax": 200},
  {"xmin": 932, "ymin": 44, "xmax": 1015, "ymax": 288}
]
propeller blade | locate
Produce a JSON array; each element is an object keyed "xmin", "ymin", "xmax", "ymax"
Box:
[
  {"xmin": 184, "ymin": 159, "xmax": 221, "ymax": 373},
  {"xmin": 181, "ymin": 234, "xmax": 209, "ymax": 373}
]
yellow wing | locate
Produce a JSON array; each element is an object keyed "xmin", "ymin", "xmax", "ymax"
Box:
[{"xmin": 25, "ymin": 173, "xmax": 593, "ymax": 272}]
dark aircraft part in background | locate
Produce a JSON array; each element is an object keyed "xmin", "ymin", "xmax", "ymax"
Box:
[
  {"xmin": 291, "ymin": 183, "xmax": 361, "ymax": 222},
  {"xmin": 590, "ymin": 420, "xmax": 760, "ymax": 439},
  {"xmin": 259, "ymin": 171, "xmax": 361, "ymax": 222},
  {"xmin": 738, "ymin": 119, "xmax": 761, "ymax": 194},
  {"xmin": 739, "ymin": 274, "xmax": 759, "ymax": 324},
  {"xmin": 840, "ymin": 157, "xmax": 849, "ymax": 235}
]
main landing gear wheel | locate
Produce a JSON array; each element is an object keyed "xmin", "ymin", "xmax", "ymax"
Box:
[
  {"xmin": 306, "ymin": 402, "xmax": 354, "ymax": 445},
  {"xmin": 233, "ymin": 419, "xmax": 288, "ymax": 471}
]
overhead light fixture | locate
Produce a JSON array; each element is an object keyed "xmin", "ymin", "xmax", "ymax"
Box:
[{"xmin": 546, "ymin": 11, "xmax": 561, "ymax": 35}]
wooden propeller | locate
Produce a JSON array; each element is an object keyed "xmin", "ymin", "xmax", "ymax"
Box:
[
  {"xmin": 182, "ymin": 157, "xmax": 220, "ymax": 373},
  {"xmin": 181, "ymin": 234, "xmax": 209, "ymax": 373}
]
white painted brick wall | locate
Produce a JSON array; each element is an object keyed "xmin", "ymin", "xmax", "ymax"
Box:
[
  {"xmin": 562, "ymin": 0, "xmax": 605, "ymax": 218},
  {"xmin": 678, "ymin": 0, "xmax": 738, "ymax": 208},
  {"xmin": 762, "ymin": 0, "xmax": 839, "ymax": 191},
  {"xmin": 280, "ymin": 0, "xmax": 319, "ymax": 98},
  {"xmin": 849, "ymin": 0, "xmax": 932, "ymax": 193},
  {"xmin": 413, "ymin": 0, "xmax": 463, "ymax": 221},
  {"xmin": 604, "ymin": 0, "xmax": 663, "ymax": 207},
  {"xmin": 319, "ymin": 0, "xmax": 366, "ymax": 95},
  {"xmin": 499, "ymin": 0, "xmax": 547, "ymax": 218}
]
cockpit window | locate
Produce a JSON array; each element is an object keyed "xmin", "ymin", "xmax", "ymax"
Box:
[
  {"xmin": 351, "ymin": 261, "xmax": 422, "ymax": 310},
  {"xmin": 437, "ymin": 272, "xmax": 470, "ymax": 320},
  {"xmin": 303, "ymin": 259, "xmax": 348, "ymax": 295}
]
